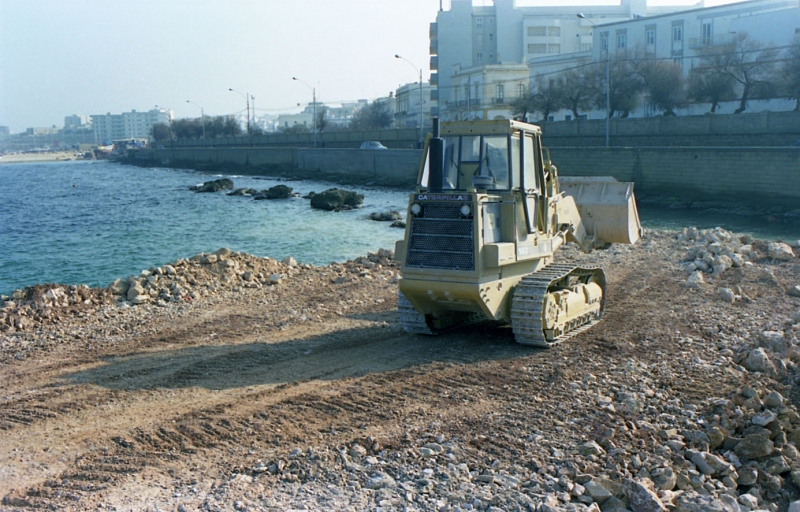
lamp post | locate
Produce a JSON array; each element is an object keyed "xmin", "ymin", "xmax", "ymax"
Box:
[
  {"xmin": 186, "ymin": 100, "xmax": 206, "ymax": 146},
  {"xmin": 292, "ymin": 77, "xmax": 317, "ymax": 148},
  {"xmin": 228, "ymin": 88, "xmax": 250, "ymax": 134},
  {"xmin": 577, "ymin": 13, "xmax": 610, "ymax": 148},
  {"xmin": 250, "ymin": 95, "xmax": 256, "ymax": 132},
  {"xmin": 395, "ymin": 54, "xmax": 424, "ymax": 143}
]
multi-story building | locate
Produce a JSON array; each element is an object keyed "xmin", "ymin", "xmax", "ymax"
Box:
[
  {"xmin": 64, "ymin": 115, "xmax": 91, "ymax": 129},
  {"xmin": 583, "ymin": 0, "xmax": 800, "ymax": 116},
  {"xmin": 395, "ymin": 81, "xmax": 436, "ymax": 135},
  {"xmin": 431, "ymin": 0, "xmax": 687, "ymax": 121},
  {"xmin": 91, "ymin": 108, "xmax": 171, "ymax": 142}
]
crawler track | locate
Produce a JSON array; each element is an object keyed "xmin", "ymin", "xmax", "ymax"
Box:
[{"xmin": 510, "ymin": 263, "xmax": 606, "ymax": 347}]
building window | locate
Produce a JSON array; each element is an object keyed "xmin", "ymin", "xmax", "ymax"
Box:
[
  {"xmin": 548, "ymin": 27, "xmax": 561, "ymax": 37},
  {"xmin": 617, "ymin": 34, "xmax": 626, "ymax": 49},
  {"xmin": 646, "ymin": 29, "xmax": 655, "ymax": 45},
  {"xmin": 602, "ymin": 34, "xmax": 609, "ymax": 51},
  {"xmin": 548, "ymin": 44, "xmax": 561, "ymax": 54},
  {"xmin": 528, "ymin": 26, "xmax": 547, "ymax": 37},
  {"xmin": 518, "ymin": 83, "xmax": 526, "ymax": 96},
  {"xmin": 477, "ymin": 52, "xmax": 483, "ymax": 62},
  {"xmin": 673, "ymin": 26, "xmax": 683, "ymax": 42},
  {"xmin": 489, "ymin": 33, "xmax": 493, "ymax": 42},
  {"xmin": 527, "ymin": 43, "xmax": 547, "ymax": 54},
  {"xmin": 497, "ymin": 84, "xmax": 505, "ymax": 101},
  {"xmin": 476, "ymin": 17, "xmax": 483, "ymax": 27},
  {"xmin": 702, "ymin": 23, "xmax": 712, "ymax": 45},
  {"xmin": 581, "ymin": 43, "xmax": 592, "ymax": 52}
]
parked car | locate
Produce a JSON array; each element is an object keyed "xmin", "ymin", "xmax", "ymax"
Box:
[{"xmin": 360, "ymin": 141, "xmax": 387, "ymax": 150}]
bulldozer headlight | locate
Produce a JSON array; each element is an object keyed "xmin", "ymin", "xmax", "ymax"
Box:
[
  {"xmin": 410, "ymin": 203, "xmax": 422, "ymax": 216},
  {"xmin": 460, "ymin": 204, "xmax": 472, "ymax": 217}
]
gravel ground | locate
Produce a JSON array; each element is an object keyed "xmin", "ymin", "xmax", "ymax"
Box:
[{"xmin": 1, "ymin": 229, "xmax": 800, "ymax": 512}]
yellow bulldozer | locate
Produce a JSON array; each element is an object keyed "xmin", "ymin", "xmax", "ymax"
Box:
[{"xmin": 394, "ymin": 119, "xmax": 642, "ymax": 347}]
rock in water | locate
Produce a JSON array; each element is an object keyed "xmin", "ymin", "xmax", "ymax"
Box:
[
  {"xmin": 369, "ymin": 211, "xmax": 402, "ymax": 222},
  {"xmin": 264, "ymin": 184, "xmax": 293, "ymax": 199},
  {"xmin": 190, "ymin": 178, "xmax": 234, "ymax": 193},
  {"xmin": 310, "ymin": 188, "xmax": 364, "ymax": 211}
]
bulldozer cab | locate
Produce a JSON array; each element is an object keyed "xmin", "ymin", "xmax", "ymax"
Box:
[
  {"xmin": 419, "ymin": 120, "xmax": 542, "ymax": 195},
  {"xmin": 418, "ymin": 120, "xmax": 548, "ymax": 236}
]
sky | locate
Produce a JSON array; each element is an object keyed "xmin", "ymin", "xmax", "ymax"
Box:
[{"xmin": 0, "ymin": 0, "xmax": 744, "ymax": 133}]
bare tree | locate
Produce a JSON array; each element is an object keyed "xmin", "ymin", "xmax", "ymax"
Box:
[
  {"xmin": 780, "ymin": 40, "xmax": 800, "ymax": 111},
  {"xmin": 511, "ymin": 75, "xmax": 562, "ymax": 122},
  {"xmin": 351, "ymin": 102, "xmax": 393, "ymax": 131},
  {"xmin": 699, "ymin": 31, "xmax": 779, "ymax": 114},
  {"xmin": 634, "ymin": 57, "xmax": 687, "ymax": 116},
  {"xmin": 586, "ymin": 59, "xmax": 643, "ymax": 118},
  {"xmin": 316, "ymin": 105, "xmax": 329, "ymax": 132},
  {"xmin": 687, "ymin": 67, "xmax": 737, "ymax": 113},
  {"xmin": 560, "ymin": 68, "xmax": 593, "ymax": 119}
]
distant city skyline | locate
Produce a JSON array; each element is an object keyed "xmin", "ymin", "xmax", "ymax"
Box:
[{"xmin": 0, "ymin": 0, "xmax": 746, "ymax": 133}]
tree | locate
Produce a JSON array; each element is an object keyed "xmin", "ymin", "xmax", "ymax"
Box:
[
  {"xmin": 170, "ymin": 115, "xmax": 242, "ymax": 140},
  {"xmin": 687, "ymin": 67, "xmax": 737, "ymax": 113},
  {"xmin": 316, "ymin": 105, "xmax": 329, "ymax": 133},
  {"xmin": 560, "ymin": 68, "xmax": 594, "ymax": 119},
  {"xmin": 510, "ymin": 75, "xmax": 562, "ymax": 122},
  {"xmin": 151, "ymin": 123, "xmax": 171, "ymax": 142},
  {"xmin": 780, "ymin": 40, "xmax": 800, "ymax": 111},
  {"xmin": 699, "ymin": 31, "xmax": 779, "ymax": 114},
  {"xmin": 586, "ymin": 59, "xmax": 643, "ymax": 118},
  {"xmin": 351, "ymin": 101, "xmax": 393, "ymax": 131},
  {"xmin": 633, "ymin": 56, "xmax": 686, "ymax": 116}
]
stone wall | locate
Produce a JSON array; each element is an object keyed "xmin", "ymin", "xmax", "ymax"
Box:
[
  {"xmin": 549, "ymin": 147, "xmax": 800, "ymax": 210},
  {"xmin": 124, "ymin": 144, "xmax": 800, "ymax": 211},
  {"xmin": 540, "ymin": 111, "xmax": 800, "ymax": 148},
  {"xmin": 168, "ymin": 128, "xmax": 421, "ymax": 150}
]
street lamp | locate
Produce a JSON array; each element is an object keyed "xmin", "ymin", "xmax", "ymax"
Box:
[
  {"xmin": 186, "ymin": 100, "xmax": 206, "ymax": 146},
  {"xmin": 577, "ymin": 13, "xmax": 610, "ymax": 148},
  {"xmin": 292, "ymin": 77, "xmax": 317, "ymax": 148},
  {"xmin": 250, "ymin": 95, "xmax": 256, "ymax": 132},
  {"xmin": 229, "ymin": 88, "xmax": 250, "ymax": 134},
  {"xmin": 395, "ymin": 54, "xmax": 424, "ymax": 144}
]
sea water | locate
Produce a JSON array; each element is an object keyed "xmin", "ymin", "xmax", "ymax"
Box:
[
  {"xmin": 1, "ymin": 160, "xmax": 798, "ymax": 296},
  {"xmin": 0, "ymin": 160, "xmax": 409, "ymax": 295}
]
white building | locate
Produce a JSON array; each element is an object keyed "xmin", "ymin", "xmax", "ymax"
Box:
[
  {"xmin": 395, "ymin": 81, "xmax": 436, "ymax": 133},
  {"xmin": 91, "ymin": 108, "xmax": 171, "ymax": 142},
  {"xmin": 431, "ymin": 0, "xmax": 800, "ymax": 121},
  {"xmin": 583, "ymin": 0, "xmax": 800, "ymax": 116},
  {"xmin": 432, "ymin": 0, "xmax": 688, "ymax": 120}
]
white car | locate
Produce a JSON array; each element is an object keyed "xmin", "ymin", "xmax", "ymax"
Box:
[{"xmin": 360, "ymin": 141, "xmax": 387, "ymax": 150}]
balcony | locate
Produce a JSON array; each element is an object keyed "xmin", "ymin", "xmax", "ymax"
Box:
[
  {"xmin": 430, "ymin": 55, "xmax": 438, "ymax": 71},
  {"xmin": 492, "ymin": 97, "xmax": 505, "ymax": 105},
  {"xmin": 688, "ymin": 33, "xmax": 736, "ymax": 49}
]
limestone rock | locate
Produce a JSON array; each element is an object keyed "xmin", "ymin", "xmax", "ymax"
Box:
[
  {"xmin": 769, "ymin": 242, "xmax": 795, "ymax": 260},
  {"xmin": 759, "ymin": 331, "xmax": 788, "ymax": 354},
  {"xmin": 740, "ymin": 347, "xmax": 775, "ymax": 374},
  {"xmin": 108, "ymin": 278, "xmax": 129, "ymax": 296},
  {"xmin": 260, "ymin": 184, "xmax": 293, "ymax": 200},
  {"xmin": 583, "ymin": 479, "xmax": 613, "ymax": 503},
  {"xmin": 686, "ymin": 271, "xmax": 705, "ymax": 289},
  {"xmin": 717, "ymin": 288, "xmax": 736, "ymax": 304},
  {"xmin": 623, "ymin": 478, "xmax": 666, "ymax": 512},
  {"xmin": 788, "ymin": 285, "xmax": 800, "ymax": 298},
  {"xmin": 734, "ymin": 434, "xmax": 774, "ymax": 459},
  {"xmin": 672, "ymin": 491, "xmax": 739, "ymax": 512}
]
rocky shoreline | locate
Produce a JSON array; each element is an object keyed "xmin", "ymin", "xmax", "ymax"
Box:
[{"xmin": 2, "ymin": 228, "xmax": 800, "ymax": 511}]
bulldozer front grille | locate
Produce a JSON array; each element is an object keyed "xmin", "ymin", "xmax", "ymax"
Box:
[{"xmin": 406, "ymin": 202, "xmax": 474, "ymax": 271}]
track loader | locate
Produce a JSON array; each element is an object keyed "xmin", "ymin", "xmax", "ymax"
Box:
[{"xmin": 394, "ymin": 119, "xmax": 642, "ymax": 346}]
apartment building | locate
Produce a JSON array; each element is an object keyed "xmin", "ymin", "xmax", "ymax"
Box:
[
  {"xmin": 91, "ymin": 108, "xmax": 171, "ymax": 142},
  {"xmin": 432, "ymin": 0, "xmax": 687, "ymax": 120},
  {"xmin": 431, "ymin": 0, "xmax": 800, "ymax": 121}
]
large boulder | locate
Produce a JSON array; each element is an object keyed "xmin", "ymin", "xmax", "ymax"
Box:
[
  {"xmin": 259, "ymin": 184, "xmax": 293, "ymax": 200},
  {"xmin": 190, "ymin": 178, "xmax": 234, "ymax": 193},
  {"xmin": 310, "ymin": 188, "xmax": 364, "ymax": 211},
  {"xmin": 768, "ymin": 242, "xmax": 795, "ymax": 261}
]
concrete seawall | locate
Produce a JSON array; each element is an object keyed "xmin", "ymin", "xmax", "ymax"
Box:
[{"xmin": 124, "ymin": 145, "xmax": 800, "ymax": 213}]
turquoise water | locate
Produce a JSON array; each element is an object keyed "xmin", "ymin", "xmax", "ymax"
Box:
[
  {"xmin": 1, "ymin": 160, "xmax": 798, "ymax": 296},
  {"xmin": 0, "ymin": 160, "xmax": 409, "ymax": 295}
]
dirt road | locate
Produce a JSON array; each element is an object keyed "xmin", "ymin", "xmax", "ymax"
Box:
[{"xmin": 1, "ymin": 231, "xmax": 799, "ymax": 511}]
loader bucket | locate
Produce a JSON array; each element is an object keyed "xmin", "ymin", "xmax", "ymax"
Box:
[{"xmin": 559, "ymin": 176, "xmax": 642, "ymax": 246}]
